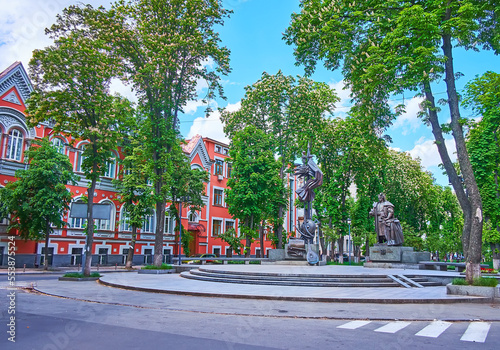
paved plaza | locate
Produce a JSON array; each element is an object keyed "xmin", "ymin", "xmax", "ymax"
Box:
[{"xmin": 5, "ymin": 264, "xmax": 498, "ymax": 321}]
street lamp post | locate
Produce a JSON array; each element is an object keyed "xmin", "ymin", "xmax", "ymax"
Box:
[
  {"xmin": 178, "ymin": 198, "xmax": 182, "ymax": 266},
  {"xmin": 347, "ymin": 218, "xmax": 351, "ymax": 265}
]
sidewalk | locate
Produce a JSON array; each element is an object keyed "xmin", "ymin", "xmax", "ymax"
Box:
[{"xmin": 3, "ymin": 264, "xmax": 499, "ymax": 321}]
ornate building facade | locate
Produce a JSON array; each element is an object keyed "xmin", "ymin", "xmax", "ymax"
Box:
[{"xmin": 0, "ymin": 62, "xmax": 299, "ymax": 267}]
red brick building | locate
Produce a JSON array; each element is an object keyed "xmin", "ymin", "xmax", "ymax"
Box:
[{"xmin": 0, "ymin": 62, "xmax": 299, "ymax": 267}]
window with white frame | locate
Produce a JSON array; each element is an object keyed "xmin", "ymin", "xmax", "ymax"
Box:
[
  {"xmin": 214, "ymin": 188, "xmax": 223, "ymax": 206},
  {"xmin": 103, "ymin": 156, "xmax": 116, "ymax": 178},
  {"xmin": 6, "ymin": 129, "xmax": 23, "ymax": 161},
  {"xmin": 188, "ymin": 210, "xmax": 198, "ymax": 222},
  {"xmin": 212, "ymin": 219, "xmax": 222, "ymax": 236},
  {"xmin": 96, "ymin": 201, "xmax": 115, "ymax": 231},
  {"xmin": 142, "ymin": 212, "xmax": 155, "ymax": 233},
  {"xmin": 52, "ymin": 137, "xmax": 65, "ymax": 154},
  {"xmin": 120, "ymin": 207, "xmax": 132, "ymax": 232},
  {"xmin": 225, "ymin": 220, "xmax": 234, "ymax": 232},
  {"xmin": 165, "ymin": 211, "xmax": 175, "ymax": 234},
  {"xmin": 70, "ymin": 200, "xmax": 87, "ymax": 229},
  {"xmin": 0, "ymin": 213, "xmax": 9, "ymax": 225},
  {"xmin": 75, "ymin": 144, "xmax": 87, "ymax": 172},
  {"xmin": 214, "ymin": 159, "xmax": 224, "ymax": 175},
  {"xmin": 215, "ymin": 145, "xmax": 222, "ymax": 153}
]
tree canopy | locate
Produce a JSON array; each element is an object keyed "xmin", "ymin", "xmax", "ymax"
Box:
[
  {"xmin": 284, "ymin": 0, "xmax": 499, "ymax": 281},
  {"xmin": 26, "ymin": 6, "xmax": 134, "ymax": 275}
]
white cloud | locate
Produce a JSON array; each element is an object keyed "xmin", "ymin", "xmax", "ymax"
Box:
[
  {"xmin": 408, "ymin": 137, "xmax": 457, "ymax": 168},
  {"xmin": 391, "ymin": 96, "xmax": 424, "ymax": 135},
  {"xmin": 109, "ymin": 78, "xmax": 137, "ymax": 103},
  {"xmin": 0, "ymin": 0, "xmax": 110, "ymax": 71},
  {"xmin": 328, "ymin": 80, "xmax": 352, "ymax": 118},
  {"xmin": 187, "ymin": 101, "xmax": 241, "ymax": 143}
]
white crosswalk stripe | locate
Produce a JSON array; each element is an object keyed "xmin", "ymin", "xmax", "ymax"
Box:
[
  {"xmin": 374, "ymin": 321, "xmax": 412, "ymax": 334},
  {"xmin": 337, "ymin": 320, "xmax": 372, "ymax": 330},
  {"xmin": 337, "ymin": 319, "xmax": 494, "ymax": 342},
  {"xmin": 460, "ymin": 322, "xmax": 491, "ymax": 343},
  {"xmin": 415, "ymin": 320, "xmax": 452, "ymax": 338}
]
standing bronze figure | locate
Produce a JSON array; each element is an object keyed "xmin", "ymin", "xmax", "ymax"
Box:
[
  {"xmin": 294, "ymin": 146, "xmax": 323, "ymax": 264},
  {"xmin": 369, "ymin": 193, "xmax": 404, "ymax": 246}
]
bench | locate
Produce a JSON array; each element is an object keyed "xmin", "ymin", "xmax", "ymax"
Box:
[{"xmin": 418, "ymin": 261, "xmax": 488, "ymax": 272}]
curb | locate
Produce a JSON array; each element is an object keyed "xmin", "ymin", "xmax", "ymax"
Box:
[{"xmin": 97, "ymin": 278, "xmax": 488, "ymax": 305}]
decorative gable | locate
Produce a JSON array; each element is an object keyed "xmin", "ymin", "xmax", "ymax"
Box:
[
  {"xmin": 0, "ymin": 62, "xmax": 33, "ymax": 105},
  {"xmin": 2, "ymin": 90, "xmax": 22, "ymax": 105},
  {"xmin": 183, "ymin": 134, "xmax": 213, "ymax": 170}
]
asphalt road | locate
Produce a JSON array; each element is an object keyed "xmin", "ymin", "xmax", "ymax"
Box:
[{"xmin": 1, "ymin": 275, "xmax": 499, "ymax": 350}]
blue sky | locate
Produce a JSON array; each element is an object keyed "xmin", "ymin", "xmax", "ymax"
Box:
[{"xmin": 1, "ymin": 0, "xmax": 498, "ymax": 186}]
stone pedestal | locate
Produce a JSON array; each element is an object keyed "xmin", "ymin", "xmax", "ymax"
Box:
[
  {"xmin": 268, "ymin": 249, "xmax": 285, "ymax": 262},
  {"xmin": 369, "ymin": 246, "xmax": 430, "ymax": 263}
]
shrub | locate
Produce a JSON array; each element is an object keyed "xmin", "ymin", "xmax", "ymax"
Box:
[
  {"xmin": 472, "ymin": 277, "xmax": 498, "ymax": 287},
  {"xmin": 141, "ymin": 264, "xmax": 173, "ymax": 270},
  {"xmin": 63, "ymin": 272, "xmax": 100, "ymax": 278},
  {"xmin": 452, "ymin": 277, "xmax": 498, "ymax": 287},
  {"xmin": 452, "ymin": 278, "xmax": 467, "ymax": 285}
]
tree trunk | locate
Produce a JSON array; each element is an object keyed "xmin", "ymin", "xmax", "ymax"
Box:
[
  {"xmin": 245, "ymin": 216, "xmax": 253, "ymax": 258},
  {"xmin": 153, "ymin": 198, "xmax": 166, "ymax": 267},
  {"xmin": 83, "ymin": 175, "xmax": 97, "ymax": 276},
  {"xmin": 125, "ymin": 225, "xmax": 137, "ymax": 269},
  {"xmin": 441, "ymin": 34, "xmax": 483, "ymax": 283},
  {"xmin": 318, "ymin": 226, "xmax": 326, "ymax": 257},
  {"xmin": 259, "ymin": 222, "xmax": 265, "ymax": 258},
  {"xmin": 276, "ymin": 205, "xmax": 284, "ymax": 249},
  {"xmin": 44, "ymin": 221, "xmax": 50, "ymax": 271},
  {"xmin": 337, "ymin": 236, "xmax": 344, "ymax": 263}
]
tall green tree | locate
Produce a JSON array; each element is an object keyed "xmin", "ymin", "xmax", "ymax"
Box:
[
  {"xmin": 222, "ymin": 71, "xmax": 338, "ymax": 247},
  {"xmin": 284, "ymin": 0, "xmax": 499, "ymax": 281},
  {"xmin": 0, "ymin": 139, "xmax": 77, "ymax": 270},
  {"xmin": 226, "ymin": 126, "xmax": 285, "ymax": 257},
  {"xmin": 464, "ymin": 71, "xmax": 500, "ymax": 269},
  {"xmin": 26, "ymin": 9, "xmax": 134, "ymax": 275},
  {"xmin": 315, "ymin": 116, "xmax": 385, "ymax": 259},
  {"xmin": 113, "ymin": 136, "xmax": 155, "ymax": 269},
  {"xmin": 88, "ymin": 0, "xmax": 231, "ymax": 266}
]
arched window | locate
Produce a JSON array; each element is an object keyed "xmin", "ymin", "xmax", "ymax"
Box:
[
  {"xmin": 52, "ymin": 137, "xmax": 65, "ymax": 154},
  {"xmin": 75, "ymin": 144, "xmax": 87, "ymax": 173},
  {"xmin": 188, "ymin": 210, "xmax": 198, "ymax": 223},
  {"xmin": 119, "ymin": 207, "xmax": 132, "ymax": 232},
  {"xmin": 165, "ymin": 210, "xmax": 175, "ymax": 234},
  {"xmin": 142, "ymin": 210, "xmax": 156, "ymax": 233},
  {"xmin": 103, "ymin": 154, "xmax": 117, "ymax": 178},
  {"xmin": 6, "ymin": 129, "xmax": 23, "ymax": 161},
  {"xmin": 96, "ymin": 200, "xmax": 115, "ymax": 231},
  {"xmin": 70, "ymin": 199, "xmax": 87, "ymax": 229}
]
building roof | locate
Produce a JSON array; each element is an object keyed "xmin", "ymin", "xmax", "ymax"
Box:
[{"xmin": 0, "ymin": 61, "xmax": 33, "ymax": 104}]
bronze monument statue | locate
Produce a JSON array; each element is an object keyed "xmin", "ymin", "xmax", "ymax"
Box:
[
  {"xmin": 369, "ymin": 193, "xmax": 404, "ymax": 246},
  {"xmin": 293, "ymin": 146, "xmax": 323, "ymax": 264}
]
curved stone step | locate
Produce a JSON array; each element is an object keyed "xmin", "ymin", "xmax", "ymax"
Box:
[
  {"xmin": 190, "ymin": 269, "xmax": 394, "ymax": 283},
  {"xmin": 181, "ymin": 270, "xmax": 402, "ymax": 287},
  {"xmin": 198, "ymin": 267, "xmax": 388, "ymax": 279}
]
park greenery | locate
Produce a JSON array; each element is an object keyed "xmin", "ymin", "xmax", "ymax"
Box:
[
  {"xmin": 283, "ymin": 0, "xmax": 499, "ymax": 282},
  {"xmin": 225, "ymin": 126, "xmax": 286, "ymax": 257},
  {"xmin": 464, "ymin": 71, "xmax": 500, "ymax": 270},
  {"xmin": 2, "ymin": 0, "xmax": 497, "ymax": 276}
]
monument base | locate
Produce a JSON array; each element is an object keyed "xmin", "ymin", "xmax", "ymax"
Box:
[{"xmin": 369, "ymin": 246, "xmax": 430, "ymax": 263}]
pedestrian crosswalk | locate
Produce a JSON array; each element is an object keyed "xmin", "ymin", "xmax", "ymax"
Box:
[{"xmin": 337, "ymin": 320, "xmax": 493, "ymax": 343}]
